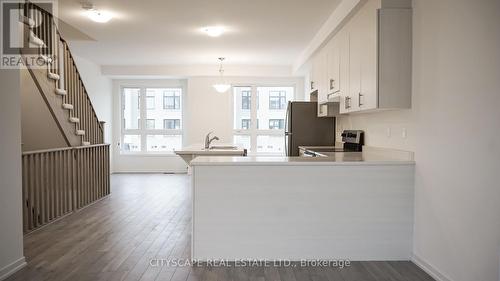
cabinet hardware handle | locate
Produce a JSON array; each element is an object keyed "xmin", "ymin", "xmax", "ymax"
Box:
[
  {"xmin": 310, "ymin": 81, "xmax": 314, "ymax": 90},
  {"xmin": 345, "ymin": 97, "xmax": 351, "ymax": 109},
  {"xmin": 330, "ymin": 79, "xmax": 335, "ymax": 90},
  {"xmin": 358, "ymin": 92, "xmax": 364, "ymax": 107}
]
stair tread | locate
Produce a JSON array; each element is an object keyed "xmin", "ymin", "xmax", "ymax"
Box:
[
  {"xmin": 62, "ymin": 103, "xmax": 74, "ymax": 110},
  {"xmin": 55, "ymin": 89, "xmax": 67, "ymax": 95},
  {"xmin": 20, "ymin": 16, "xmax": 35, "ymax": 28},
  {"xmin": 29, "ymin": 33, "xmax": 45, "ymax": 47},
  {"xmin": 48, "ymin": 73, "xmax": 60, "ymax": 80}
]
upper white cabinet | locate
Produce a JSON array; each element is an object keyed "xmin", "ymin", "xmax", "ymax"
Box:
[
  {"xmin": 312, "ymin": 48, "xmax": 332, "ymax": 117},
  {"xmin": 327, "ymin": 38, "xmax": 340, "ymax": 96},
  {"xmin": 312, "ymin": 0, "xmax": 412, "ymax": 115},
  {"xmin": 310, "ymin": 48, "xmax": 325, "ymax": 97},
  {"xmin": 316, "ymin": 29, "xmax": 348, "ymax": 117}
]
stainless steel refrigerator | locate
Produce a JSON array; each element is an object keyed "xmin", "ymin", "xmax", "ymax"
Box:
[{"xmin": 285, "ymin": 101, "xmax": 335, "ymax": 156}]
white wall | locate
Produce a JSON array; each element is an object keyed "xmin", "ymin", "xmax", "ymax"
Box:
[
  {"xmin": 20, "ymin": 68, "xmax": 68, "ymax": 151},
  {"xmin": 72, "ymin": 55, "xmax": 113, "ymax": 144},
  {"xmin": 185, "ymin": 77, "xmax": 304, "ymax": 145},
  {"xmin": 102, "ymin": 64, "xmax": 295, "ymax": 78},
  {"xmin": 0, "ymin": 69, "xmax": 26, "ymax": 280},
  {"xmin": 111, "ymin": 77, "xmax": 304, "ymax": 172},
  {"xmin": 335, "ymin": 0, "xmax": 500, "ymax": 280}
]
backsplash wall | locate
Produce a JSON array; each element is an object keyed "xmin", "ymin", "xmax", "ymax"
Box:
[{"xmin": 335, "ymin": 109, "xmax": 416, "ymax": 152}]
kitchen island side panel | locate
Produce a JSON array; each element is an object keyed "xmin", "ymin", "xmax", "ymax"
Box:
[{"xmin": 192, "ymin": 164, "xmax": 414, "ymax": 260}]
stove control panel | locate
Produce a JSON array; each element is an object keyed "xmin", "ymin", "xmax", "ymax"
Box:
[{"xmin": 341, "ymin": 130, "xmax": 364, "ymax": 145}]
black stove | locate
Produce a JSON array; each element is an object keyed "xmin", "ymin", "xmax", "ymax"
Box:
[
  {"xmin": 341, "ymin": 130, "xmax": 364, "ymax": 152},
  {"xmin": 301, "ymin": 130, "xmax": 364, "ymax": 157}
]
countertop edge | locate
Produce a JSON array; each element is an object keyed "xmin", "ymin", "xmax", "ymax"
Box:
[{"xmin": 191, "ymin": 161, "xmax": 416, "ymax": 166}]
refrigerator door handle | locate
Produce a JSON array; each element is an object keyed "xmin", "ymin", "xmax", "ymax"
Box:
[
  {"xmin": 285, "ymin": 103, "xmax": 291, "ymax": 156},
  {"xmin": 285, "ymin": 131, "xmax": 291, "ymax": 155}
]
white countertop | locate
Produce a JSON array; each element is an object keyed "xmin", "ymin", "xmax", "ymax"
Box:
[
  {"xmin": 191, "ymin": 146, "xmax": 415, "ymax": 166},
  {"xmin": 174, "ymin": 144, "xmax": 245, "ymax": 155}
]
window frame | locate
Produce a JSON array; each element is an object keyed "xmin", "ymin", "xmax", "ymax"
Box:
[
  {"xmin": 269, "ymin": 90, "xmax": 287, "ymax": 110},
  {"xmin": 163, "ymin": 119, "xmax": 181, "ymax": 130},
  {"xmin": 232, "ymin": 84, "xmax": 296, "ymax": 156},
  {"xmin": 146, "ymin": 119, "xmax": 156, "ymax": 129},
  {"xmin": 146, "ymin": 95, "xmax": 155, "ymax": 110},
  {"xmin": 163, "ymin": 91, "xmax": 181, "ymax": 110},
  {"xmin": 241, "ymin": 90, "xmax": 251, "ymax": 110},
  {"xmin": 241, "ymin": 119, "xmax": 251, "ymax": 130},
  {"xmin": 121, "ymin": 86, "xmax": 184, "ymax": 155},
  {"xmin": 268, "ymin": 119, "xmax": 284, "ymax": 130}
]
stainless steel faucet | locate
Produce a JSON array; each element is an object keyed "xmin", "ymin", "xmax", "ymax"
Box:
[{"xmin": 204, "ymin": 132, "xmax": 219, "ymax": 149}]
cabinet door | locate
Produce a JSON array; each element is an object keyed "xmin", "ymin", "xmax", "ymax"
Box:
[
  {"xmin": 358, "ymin": 1, "xmax": 378, "ymax": 110},
  {"xmin": 327, "ymin": 38, "xmax": 340, "ymax": 96},
  {"xmin": 310, "ymin": 55, "xmax": 319, "ymax": 93},
  {"xmin": 316, "ymin": 49, "xmax": 328, "ymax": 104},
  {"xmin": 338, "ymin": 28, "xmax": 349, "ymax": 113},
  {"xmin": 348, "ymin": 17, "xmax": 362, "ymax": 113}
]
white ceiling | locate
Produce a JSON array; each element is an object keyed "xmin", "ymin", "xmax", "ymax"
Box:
[{"xmin": 58, "ymin": 0, "xmax": 340, "ymax": 66}]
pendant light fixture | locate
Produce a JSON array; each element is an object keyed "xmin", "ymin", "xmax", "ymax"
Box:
[{"xmin": 212, "ymin": 57, "xmax": 231, "ymax": 93}]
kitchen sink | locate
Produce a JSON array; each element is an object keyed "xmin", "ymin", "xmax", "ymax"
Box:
[{"xmin": 209, "ymin": 145, "xmax": 238, "ymax": 150}]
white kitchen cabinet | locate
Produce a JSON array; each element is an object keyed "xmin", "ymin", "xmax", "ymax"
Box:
[
  {"xmin": 318, "ymin": 29, "xmax": 347, "ymax": 117},
  {"xmin": 345, "ymin": 0, "xmax": 379, "ymax": 112},
  {"xmin": 310, "ymin": 48, "xmax": 326, "ymax": 97},
  {"xmin": 315, "ymin": 48, "xmax": 332, "ymax": 117},
  {"xmin": 321, "ymin": 0, "xmax": 412, "ymax": 114},
  {"xmin": 327, "ymin": 38, "xmax": 340, "ymax": 96}
]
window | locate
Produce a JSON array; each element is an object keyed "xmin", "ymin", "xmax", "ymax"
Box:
[
  {"xmin": 269, "ymin": 91, "xmax": 287, "ymax": 110},
  {"xmin": 121, "ymin": 87, "xmax": 183, "ymax": 153},
  {"xmin": 241, "ymin": 119, "xmax": 251, "ymax": 130},
  {"xmin": 123, "ymin": 88, "xmax": 140, "ymax": 130},
  {"xmin": 233, "ymin": 86, "xmax": 294, "ymax": 155},
  {"xmin": 164, "ymin": 119, "xmax": 181, "ymax": 130},
  {"xmin": 163, "ymin": 91, "xmax": 180, "ymax": 110},
  {"xmin": 241, "ymin": 91, "xmax": 251, "ymax": 110},
  {"xmin": 146, "ymin": 95, "xmax": 155, "ymax": 109},
  {"xmin": 269, "ymin": 119, "xmax": 284, "ymax": 130},
  {"xmin": 146, "ymin": 119, "xmax": 155, "ymax": 129},
  {"xmin": 122, "ymin": 135, "xmax": 140, "ymax": 152}
]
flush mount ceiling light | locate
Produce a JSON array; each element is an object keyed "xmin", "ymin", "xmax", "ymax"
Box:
[
  {"xmin": 212, "ymin": 58, "xmax": 231, "ymax": 93},
  {"xmin": 202, "ymin": 26, "xmax": 225, "ymax": 37},
  {"xmin": 82, "ymin": 3, "xmax": 113, "ymax": 23}
]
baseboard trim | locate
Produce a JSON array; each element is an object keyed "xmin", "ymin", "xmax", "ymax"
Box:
[
  {"xmin": 112, "ymin": 171, "xmax": 188, "ymax": 174},
  {"xmin": 0, "ymin": 257, "xmax": 26, "ymax": 281},
  {"xmin": 412, "ymin": 254, "xmax": 452, "ymax": 281}
]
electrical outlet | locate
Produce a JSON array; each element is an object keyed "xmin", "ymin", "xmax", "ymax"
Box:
[
  {"xmin": 386, "ymin": 128, "xmax": 391, "ymax": 138},
  {"xmin": 402, "ymin": 128, "xmax": 407, "ymax": 139}
]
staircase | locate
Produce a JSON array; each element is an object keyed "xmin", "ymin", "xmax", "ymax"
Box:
[
  {"xmin": 19, "ymin": 2, "xmax": 110, "ymax": 234},
  {"xmin": 20, "ymin": 1, "xmax": 104, "ymax": 147}
]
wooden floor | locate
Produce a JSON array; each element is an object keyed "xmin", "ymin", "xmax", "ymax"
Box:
[{"xmin": 7, "ymin": 174, "xmax": 435, "ymax": 281}]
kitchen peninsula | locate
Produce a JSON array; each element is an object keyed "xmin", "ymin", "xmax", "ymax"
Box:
[{"xmin": 191, "ymin": 147, "xmax": 415, "ymax": 261}]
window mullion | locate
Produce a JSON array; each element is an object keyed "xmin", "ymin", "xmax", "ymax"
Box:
[
  {"xmin": 250, "ymin": 85, "xmax": 258, "ymax": 153},
  {"xmin": 140, "ymin": 87, "xmax": 147, "ymax": 152}
]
